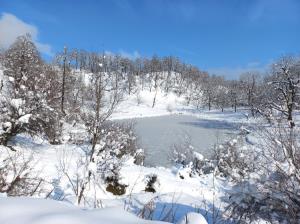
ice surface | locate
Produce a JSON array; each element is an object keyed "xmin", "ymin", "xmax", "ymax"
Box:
[{"xmin": 119, "ymin": 114, "xmax": 237, "ymax": 167}]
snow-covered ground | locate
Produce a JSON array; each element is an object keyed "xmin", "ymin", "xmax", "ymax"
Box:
[
  {"xmin": 0, "ymin": 197, "xmax": 169, "ymax": 224},
  {"xmin": 0, "ymin": 197, "xmax": 209, "ymax": 224},
  {"xmin": 0, "ymin": 131, "xmax": 229, "ymax": 223},
  {"xmin": 0, "ymin": 79, "xmax": 260, "ymax": 224},
  {"xmin": 112, "ymin": 88, "xmax": 254, "ymax": 123}
]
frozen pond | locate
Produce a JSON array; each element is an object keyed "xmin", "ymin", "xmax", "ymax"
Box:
[{"xmin": 119, "ymin": 114, "xmax": 238, "ymax": 167}]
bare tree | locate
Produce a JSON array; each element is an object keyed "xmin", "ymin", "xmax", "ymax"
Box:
[
  {"xmin": 267, "ymin": 56, "xmax": 300, "ymax": 128},
  {"xmin": 0, "ymin": 148, "xmax": 46, "ymax": 197},
  {"xmin": 58, "ymin": 47, "xmax": 68, "ymax": 115},
  {"xmin": 76, "ymin": 54, "xmax": 122, "ymax": 204},
  {"xmin": 239, "ymin": 72, "xmax": 260, "ymax": 116}
]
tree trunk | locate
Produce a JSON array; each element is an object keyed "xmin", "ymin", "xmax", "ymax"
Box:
[
  {"xmin": 61, "ymin": 47, "xmax": 67, "ymax": 115},
  {"xmin": 234, "ymin": 97, "xmax": 237, "ymax": 112},
  {"xmin": 152, "ymin": 89, "xmax": 158, "ymax": 108}
]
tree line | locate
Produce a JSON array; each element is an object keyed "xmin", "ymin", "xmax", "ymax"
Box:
[{"xmin": 54, "ymin": 40, "xmax": 300, "ymax": 127}]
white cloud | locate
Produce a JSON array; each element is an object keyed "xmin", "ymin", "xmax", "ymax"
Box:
[
  {"xmin": 119, "ymin": 50, "xmax": 140, "ymax": 60},
  {"xmin": 104, "ymin": 50, "xmax": 140, "ymax": 60},
  {"xmin": 0, "ymin": 13, "xmax": 53, "ymax": 56},
  {"xmin": 207, "ymin": 62, "xmax": 268, "ymax": 79},
  {"xmin": 35, "ymin": 42, "xmax": 53, "ymax": 56}
]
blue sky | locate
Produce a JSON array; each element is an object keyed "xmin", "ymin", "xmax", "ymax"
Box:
[{"xmin": 1, "ymin": 0, "xmax": 300, "ymax": 78}]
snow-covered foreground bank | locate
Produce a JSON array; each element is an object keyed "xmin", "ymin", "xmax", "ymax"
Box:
[
  {"xmin": 0, "ymin": 197, "xmax": 208, "ymax": 224},
  {"xmin": 0, "ymin": 129, "xmax": 229, "ymax": 223}
]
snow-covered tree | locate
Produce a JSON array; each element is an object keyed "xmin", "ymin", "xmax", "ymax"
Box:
[
  {"xmin": 0, "ymin": 35, "xmax": 59, "ymax": 145},
  {"xmin": 266, "ymin": 56, "xmax": 300, "ymax": 128}
]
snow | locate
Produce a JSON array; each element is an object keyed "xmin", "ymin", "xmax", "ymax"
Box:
[
  {"xmin": 3, "ymin": 122, "xmax": 12, "ymax": 129},
  {"xmin": 8, "ymin": 76, "xmax": 14, "ymax": 82},
  {"xmin": 0, "ymin": 68, "xmax": 265, "ymax": 224},
  {"xmin": 111, "ymin": 87, "xmax": 258, "ymax": 126},
  {"xmin": 10, "ymin": 98, "xmax": 24, "ymax": 109},
  {"xmin": 0, "ymin": 133, "xmax": 229, "ymax": 223},
  {"xmin": 18, "ymin": 113, "xmax": 31, "ymax": 123},
  {"xmin": 0, "ymin": 119, "xmax": 260, "ymax": 223},
  {"xmin": 0, "ymin": 85, "xmax": 258, "ymax": 223},
  {"xmin": 0, "ymin": 197, "xmax": 168, "ymax": 224},
  {"xmin": 112, "ymin": 89, "xmax": 189, "ymax": 120},
  {"xmin": 193, "ymin": 152, "xmax": 204, "ymax": 161},
  {"xmin": 177, "ymin": 212, "xmax": 208, "ymax": 224}
]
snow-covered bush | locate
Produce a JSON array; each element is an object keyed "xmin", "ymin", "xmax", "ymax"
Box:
[
  {"xmin": 0, "ymin": 146, "xmax": 46, "ymax": 197},
  {"xmin": 215, "ymin": 136, "xmax": 257, "ymax": 182},
  {"xmin": 0, "ymin": 35, "xmax": 61, "ymax": 145},
  {"xmin": 144, "ymin": 174, "xmax": 158, "ymax": 193},
  {"xmin": 96, "ymin": 122, "xmax": 144, "ymax": 166},
  {"xmin": 59, "ymin": 122, "xmax": 144, "ymax": 203},
  {"xmin": 94, "ymin": 122, "xmax": 144, "ymax": 190},
  {"xmin": 223, "ymin": 125, "xmax": 300, "ymax": 223},
  {"xmin": 172, "ymin": 137, "xmax": 214, "ymax": 176}
]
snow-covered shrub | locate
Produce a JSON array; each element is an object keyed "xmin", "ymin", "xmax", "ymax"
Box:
[
  {"xmin": 0, "ymin": 35, "xmax": 61, "ymax": 145},
  {"xmin": 93, "ymin": 122, "xmax": 143, "ymax": 195},
  {"xmin": 59, "ymin": 122, "xmax": 143, "ymax": 202},
  {"xmin": 144, "ymin": 174, "xmax": 158, "ymax": 193},
  {"xmin": 94, "ymin": 122, "xmax": 143, "ymax": 189},
  {"xmin": 96, "ymin": 122, "xmax": 144, "ymax": 166},
  {"xmin": 106, "ymin": 178, "xmax": 127, "ymax": 196},
  {"xmin": 0, "ymin": 146, "xmax": 46, "ymax": 197},
  {"xmin": 172, "ymin": 137, "xmax": 214, "ymax": 176},
  {"xmin": 224, "ymin": 125, "xmax": 300, "ymax": 223},
  {"xmin": 26, "ymin": 106, "xmax": 62, "ymax": 144},
  {"xmin": 215, "ymin": 136, "xmax": 257, "ymax": 182},
  {"xmin": 138, "ymin": 197, "xmax": 156, "ymax": 220},
  {"xmin": 64, "ymin": 122, "xmax": 89, "ymax": 144}
]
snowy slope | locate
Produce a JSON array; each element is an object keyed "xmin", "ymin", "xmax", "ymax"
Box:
[
  {"xmin": 0, "ymin": 197, "xmax": 209, "ymax": 224},
  {"xmin": 0, "ymin": 197, "xmax": 169, "ymax": 224},
  {"xmin": 112, "ymin": 89, "xmax": 190, "ymax": 120}
]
